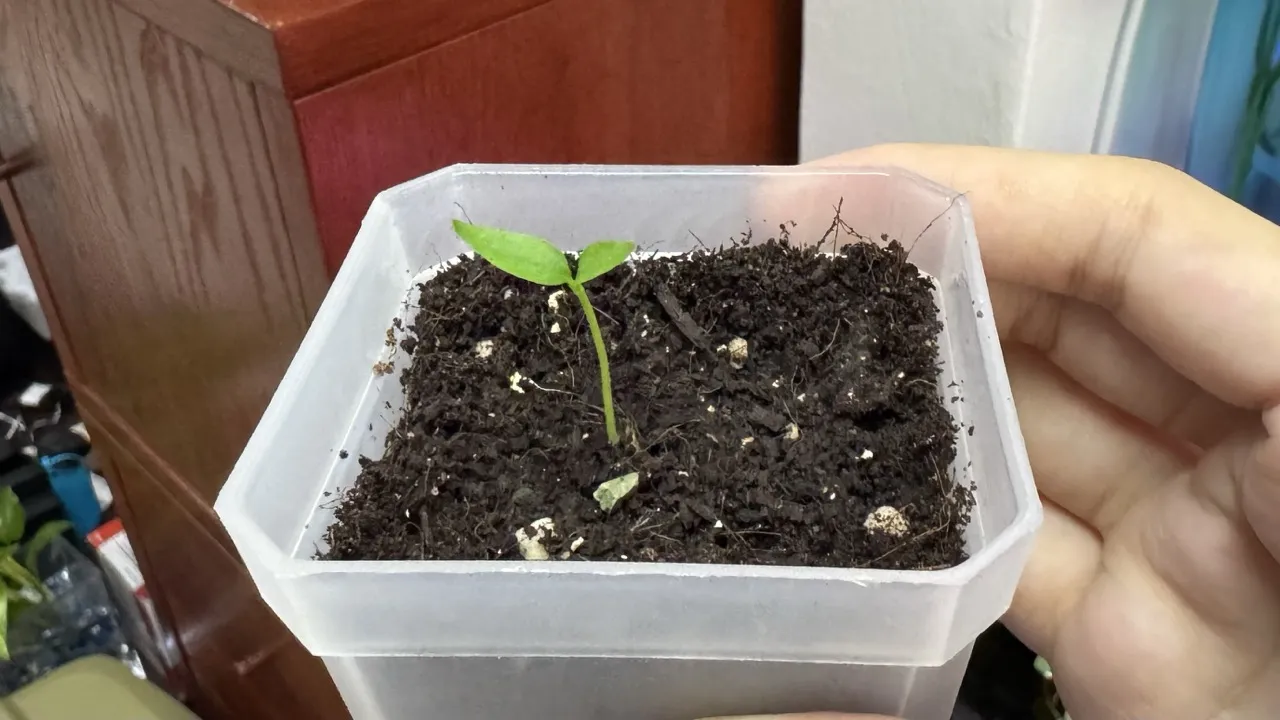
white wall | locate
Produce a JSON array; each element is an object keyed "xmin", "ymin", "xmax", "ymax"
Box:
[{"xmin": 800, "ymin": 0, "xmax": 1217, "ymax": 165}]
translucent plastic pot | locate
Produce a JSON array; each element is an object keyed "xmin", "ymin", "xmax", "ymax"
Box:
[{"xmin": 215, "ymin": 165, "xmax": 1040, "ymax": 720}]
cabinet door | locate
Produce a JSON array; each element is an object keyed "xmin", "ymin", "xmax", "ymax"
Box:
[
  {"xmin": 0, "ymin": 0, "xmax": 328, "ymax": 505},
  {"xmin": 99, "ymin": 425, "xmax": 349, "ymax": 720}
]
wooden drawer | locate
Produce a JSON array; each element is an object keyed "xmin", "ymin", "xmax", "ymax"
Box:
[{"xmin": 96, "ymin": 422, "xmax": 347, "ymax": 720}]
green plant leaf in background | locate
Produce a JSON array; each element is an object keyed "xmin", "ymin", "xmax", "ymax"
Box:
[
  {"xmin": 0, "ymin": 557, "xmax": 43, "ymax": 601},
  {"xmin": 0, "ymin": 585, "xmax": 9, "ymax": 661},
  {"xmin": 23, "ymin": 520, "xmax": 71, "ymax": 577},
  {"xmin": 573, "ymin": 240, "xmax": 635, "ymax": 283},
  {"xmin": 0, "ymin": 488, "xmax": 24, "ymax": 546},
  {"xmin": 1230, "ymin": 0, "xmax": 1280, "ymax": 199},
  {"xmin": 452, "ymin": 220, "xmax": 572, "ymax": 286}
]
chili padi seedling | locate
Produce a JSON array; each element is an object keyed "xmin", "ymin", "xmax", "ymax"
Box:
[{"xmin": 452, "ymin": 220, "xmax": 633, "ymax": 445}]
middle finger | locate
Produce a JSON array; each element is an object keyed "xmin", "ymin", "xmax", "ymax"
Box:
[{"xmin": 992, "ymin": 281, "xmax": 1258, "ymax": 448}]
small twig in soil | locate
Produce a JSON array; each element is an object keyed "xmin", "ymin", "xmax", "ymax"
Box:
[
  {"xmin": 872, "ymin": 458, "xmax": 957, "ymax": 565},
  {"xmin": 688, "ymin": 230, "xmax": 709, "ymax": 251},
  {"xmin": 780, "ymin": 400, "xmax": 798, "ymax": 426},
  {"xmin": 869, "ymin": 520, "xmax": 949, "ymax": 565},
  {"xmin": 418, "ymin": 507, "xmax": 433, "ymax": 548},
  {"xmin": 834, "ymin": 215, "xmax": 872, "ymax": 245},
  {"xmin": 810, "ymin": 319, "xmax": 843, "ymax": 361},
  {"xmin": 640, "ymin": 422, "xmax": 698, "ymax": 453},
  {"xmin": 817, "ymin": 198, "xmax": 848, "ymax": 253},
  {"xmin": 525, "ymin": 378, "xmax": 579, "ymax": 397},
  {"xmin": 595, "ymin": 306, "xmax": 620, "ymax": 327},
  {"xmin": 736, "ymin": 530, "xmax": 783, "ymax": 539},
  {"xmin": 399, "ymin": 476, "xmax": 424, "ymax": 512},
  {"xmin": 654, "ymin": 283, "xmax": 714, "ymax": 353}
]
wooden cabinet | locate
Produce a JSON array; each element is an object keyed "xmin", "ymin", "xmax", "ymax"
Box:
[
  {"xmin": 90, "ymin": 416, "xmax": 348, "ymax": 720},
  {"xmin": 0, "ymin": 0, "xmax": 800, "ymax": 716}
]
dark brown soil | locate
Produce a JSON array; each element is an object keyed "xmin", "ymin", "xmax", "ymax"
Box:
[{"xmin": 322, "ymin": 229, "xmax": 972, "ymax": 570}]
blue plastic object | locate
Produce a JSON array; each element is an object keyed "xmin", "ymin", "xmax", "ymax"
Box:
[
  {"xmin": 1185, "ymin": 0, "xmax": 1280, "ymax": 223},
  {"xmin": 39, "ymin": 453, "xmax": 99, "ymax": 537}
]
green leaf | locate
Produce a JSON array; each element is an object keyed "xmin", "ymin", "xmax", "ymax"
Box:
[
  {"xmin": 0, "ymin": 557, "xmax": 42, "ymax": 598},
  {"xmin": 573, "ymin": 240, "xmax": 635, "ymax": 283},
  {"xmin": 0, "ymin": 585, "xmax": 9, "ymax": 661},
  {"xmin": 452, "ymin": 220, "xmax": 572, "ymax": 286},
  {"xmin": 23, "ymin": 520, "xmax": 71, "ymax": 577},
  {"xmin": 0, "ymin": 488, "xmax": 24, "ymax": 546}
]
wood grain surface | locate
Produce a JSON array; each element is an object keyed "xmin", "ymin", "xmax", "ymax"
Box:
[
  {"xmin": 1, "ymin": 0, "xmax": 327, "ymax": 504},
  {"xmin": 113, "ymin": 0, "xmax": 281, "ymax": 89},
  {"xmin": 1, "ymin": 1, "xmax": 340, "ymax": 715},
  {"xmin": 0, "ymin": 0, "xmax": 82, "ymax": 382},
  {"xmin": 93, "ymin": 413, "xmax": 346, "ymax": 720},
  {"xmin": 297, "ymin": 0, "xmax": 802, "ymax": 272}
]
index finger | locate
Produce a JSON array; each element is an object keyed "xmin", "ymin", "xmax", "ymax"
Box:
[{"xmin": 819, "ymin": 144, "xmax": 1280, "ymax": 410}]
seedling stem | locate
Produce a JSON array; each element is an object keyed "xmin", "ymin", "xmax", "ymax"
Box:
[
  {"xmin": 452, "ymin": 220, "xmax": 632, "ymax": 445},
  {"xmin": 567, "ymin": 280, "xmax": 618, "ymax": 443}
]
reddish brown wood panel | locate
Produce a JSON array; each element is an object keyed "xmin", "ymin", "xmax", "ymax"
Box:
[
  {"xmin": 100, "ymin": 422, "xmax": 347, "ymax": 720},
  {"xmin": 78, "ymin": 417, "xmax": 194, "ymax": 696},
  {"xmin": 294, "ymin": 0, "xmax": 802, "ymax": 274},
  {"xmin": 0, "ymin": 0, "xmax": 327, "ymax": 504},
  {"xmin": 262, "ymin": 0, "xmax": 550, "ymax": 98}
]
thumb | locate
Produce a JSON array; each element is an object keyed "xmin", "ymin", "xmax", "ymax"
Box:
[{"xmin": 1243, "ymin": 405, "xmax": 1280, "ymax": 561}]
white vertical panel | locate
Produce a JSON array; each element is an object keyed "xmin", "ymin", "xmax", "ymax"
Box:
[
  {"xmin": 800, "ymin": 0, "xmax": 1216, "ymax": 163},
  {"xmin": 1012, "ymin": 0, "xmax": 1135, "ymax": 151},
  {"xmin": 799, "ymin": 0, "xmax": 1034, "ymax": 160},
  {"xmin": 1102, "ymin": 0, "xmax": 1219, "ymax": 166}
]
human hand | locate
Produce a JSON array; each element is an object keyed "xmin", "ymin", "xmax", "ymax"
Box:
[{"xmin": 796, "ymin": 144, "xmax": 1280, "ymax": 720}]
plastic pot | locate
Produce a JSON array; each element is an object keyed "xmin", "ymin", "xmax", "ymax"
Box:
[{"xmin": 216, "ymin": 165, "xmax": 1040, "ymax": 720}]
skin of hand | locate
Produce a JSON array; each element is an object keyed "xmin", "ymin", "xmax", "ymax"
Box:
[{"xmin": 703, "ymin": 144, "xmax": 1280, "ymax": 720}]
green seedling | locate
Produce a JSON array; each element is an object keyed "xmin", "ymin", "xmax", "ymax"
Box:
[{"xmin": 452, "ymin": 220, "xmax": 634, "ymax": 445}]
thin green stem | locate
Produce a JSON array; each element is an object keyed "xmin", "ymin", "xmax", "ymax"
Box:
[{"xmin": 567, "ymin": 281, "xmax": 618, "ymax": 444}]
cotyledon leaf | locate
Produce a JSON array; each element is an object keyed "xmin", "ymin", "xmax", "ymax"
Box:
[{"xmin": 452, "ymin": 220, "xmax": 572, "ymax": 286}]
